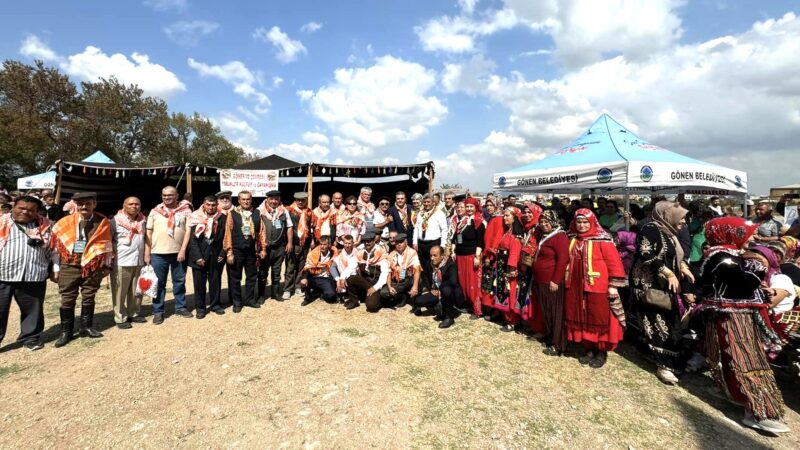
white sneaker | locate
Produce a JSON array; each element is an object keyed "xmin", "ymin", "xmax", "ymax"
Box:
[
  {"xmin": 742, "ymin": 411, "xmax": 791, "ymax": 434},
  {"xmin": 282, "ymin": 291, "xmax": 291, "ymax": 300},
  {"xmin": 656, "ymin": 368, "xmax": 679, "ymax": 385},
  {"xmin": 295, "ymin": 288, "xmax": 303, "ymax": 296}
]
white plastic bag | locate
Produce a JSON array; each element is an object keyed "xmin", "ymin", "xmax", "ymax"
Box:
[{"xmin": 135, "ymin": 265, "xmax": 159, "ymax": 298}]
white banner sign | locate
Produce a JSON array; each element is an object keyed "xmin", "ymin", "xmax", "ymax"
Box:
[{"xmin": 219, "ymin": 169, "xmax": 279, "ymax": 196}]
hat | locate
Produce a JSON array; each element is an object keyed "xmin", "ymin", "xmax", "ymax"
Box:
[
  {"xmin": 71, "ymin": 192, "xmax": 97, "ymax": 201},
  {"xmin": 294, "ymin": 192, "xmax": 309, "ymax": 200},
  {"xmin": 266, "ymin": 190, "xmax": 281, "ymax": 198},
  {"xmin": 362, "ymin": 230, "xmax": 376, "ymax": 241},
  {"xmin": 746, "ymin": 199, "xmax": 754, "ymax": 206},
  {"xmin": 215, "ymin": 190, "xmax": 232, "ymax": 198},
  {"xmin": 395, "ymin": 233, "xmax": 407, "ymax": 242},
  {"xmin": 453, "ymin": 194, "xmax": 467, "ymax": 203}
]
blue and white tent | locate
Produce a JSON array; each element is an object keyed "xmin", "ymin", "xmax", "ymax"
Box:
[
  {"xmin": 493, "ymin": 114, "xmax": 748, "ymax": 195},
  {"xmin": 16, "ymin": 150, "xmax": 116, "ymax": 190}
]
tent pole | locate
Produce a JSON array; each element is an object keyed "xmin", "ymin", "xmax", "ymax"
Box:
[
  {"xmin": 186, "ymin": 164, "xmax": 193, "ymax": 194},
  {"xmin": 624, "ymin": 189, "xmax": 630, "ymax": 231},
  {"xmin": 307, "ymin": 164, "xmax": 314, "ymax": 209},
  {"xmin": 54, "ymin": 160, "xmax": 63, "ymax": 204}
]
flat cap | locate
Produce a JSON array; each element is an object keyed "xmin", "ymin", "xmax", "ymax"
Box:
[
  {"xmin": 394, "ymin": 233, "xmax": 407, "ymax": 242},
  {"xmin": 453, "ymin": 194, "xmax": 467, "ymax": 203},
  {"xmin": 266, "ymin": 190, "xmax": 281, "ymax": 197},
  {"xmin": 362, "ymin": 230, "xmax": 376, "ymax": 240},
  {"xmin": 71, "ymin": 192, "xmax": 97, "ymax": 201},
  {"xmin": 294, "ymin": 192, "xmax": 309, "ymax": 200},
  {"xmin": 215, "ymin": 190, "xmax": 232, "ymax": 198}
]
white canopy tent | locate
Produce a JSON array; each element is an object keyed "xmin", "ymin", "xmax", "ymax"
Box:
[
  {"xmin": 16, "ymin": 150, "xmax": 116, "ymax": 191},
  {"xmin": 493, "ymin": 114, "xmax": 748, "ymax": 198}
]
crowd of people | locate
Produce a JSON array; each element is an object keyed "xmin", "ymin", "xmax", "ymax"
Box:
[{"xmin": 1, "ymin": 186, "xmax": 799, "ymax": 435}]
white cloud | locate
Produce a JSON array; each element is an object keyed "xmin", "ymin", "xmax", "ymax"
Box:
[
  {"xmin": 188, "ymin": 58, "xmax": 271, "ymax": 112},
  {"xmin": 301, "ymin": 21, "xmax": 322, "ymax": 33},
  {"xmin": 296, "ymin": 89, "xmax": 314, "ymax": 101},
  {"xmin": 163, "ymin": 20, "xmax": 219, "ymax": 46},
  {"xmin": 253, "ymin": 26, "xmax": 307, "ymax": 63},
  {"xmin": 441, "ymin": 54, "xmax": 496, "ymax": 95},
  {"xmin": 237, "ymin": 106, "xmax": 260, "ymax": 122},
  {"xmin": 300, "ymin": 55, "xmax": 448, "ymax": 157},
  {"xmin": 415, "ymin": 7, "xmax": 519, "ymax": 53},
  {"xmin": 437, "ymin": 12, "xmax": 800, "ymax": 193},
  {"xmin": 272, "ymin": 76, "xmax": 284, "ymax": 88},
  {"xmin": 242, "ymin": 142, "xmax": 330, "ymax": 162},
  {"xmin": 302, "ymin": 131, "xmax": 329, "ymax": 145},
  {"xmin": 458, "ymin": 0, "xmax": 479, "ymax": 16},
  {"xmin": 143, "ymin": 0, "xmax": 186, "ymax": 12},
  {"xmin": 19, "ymin": 35, "xmax": 61, "ymax": 62},
  {"xmin": 213, "ymin": 114, "xmax": 259, "ymax": 146}
]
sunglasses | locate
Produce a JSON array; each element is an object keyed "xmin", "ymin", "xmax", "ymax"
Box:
[
  {"xmin": 379, "ymin": 202, "xmax": 389, "ymax": 206},
  {"xmin": 347, "ymin": 202, "xmax": 357, "ymax": 205}
]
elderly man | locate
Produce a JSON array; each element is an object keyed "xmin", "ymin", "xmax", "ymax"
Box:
[
  {"xmin": 380, "ymin": 233, "xmax": 421, "ymax": 308},
  {"xmin": 332, "ymin": 192, "xmax": 345, "ymax": 211},
  {"xmin": 225, "ymin": 191, "xmax": 266, "ymax": 312},
  {"xmin": 413, "ymin": 245, "xmax": 462, "ymax": 329},
  {"xmin": 284, "ymin": 192, "xmax": 311, "ymax": 299},
  {"xmin": 216, "ymin": 190, "xmax": 234, "ymax": 307},
  {"xmin": 357, "ymin": 186, "xmax": 376, "ymax": 221},
  {"xmin": 109, "ymin": 197, "xmax": 146, "ymax": 329},
  {"xmin": 189, "ymin": 196, "xmax": 226, "ymax": 318},
  {"xmin": 753, "ymin": 202, "xmax": 782, "ymax": 243},
  {"xmin": 345, "ymin": 231, "xmax": 389, "ymax": 312},
  {"xmin": 300, "ymin": 235, "xmax": 338, "ymax": 305},
  {"xmin": 0, "ymin": 196, "xmax": 56, "ymax": 351},
  {"xmin": 413, "ymin": 193, "xmax": 449, "ymax": 280},
  {"xmin": 256, "ymin": 190, "xmax": 293, "ymax": 301},
  {"xmin": 145, "ymin": 186, "xmax": 193, "ymax": 324},
  {"xmin": 311, "ymin": 194, "xmax": 337, "ymax": 247},
  {"xmin": 442, "ymin": 191, "xmax": 456, "ymax": 219},
  {"xmin": 51, "ymin": 192, "xmax": 113, "ymax": 347}
]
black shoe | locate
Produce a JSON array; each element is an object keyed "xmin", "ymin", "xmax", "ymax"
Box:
[
  {"xmin": 196, "ymin": 311, "xmax": 207, "ymax": 320},
  {"xmin": 23, "ymin": 340, "xmax": 44, "ymax": 351},
  {"xmin": 153, "ymin": 313, "xmax": 164, "ymax": 325},
  {"xmin": 301, "ymin": 298, "xmax": 313, "ymax": 306},
  {"xmin": 246, "ymin": 302, "xmax": 261, "ymax": 309},
  {"xmin": 213, "ymin": 308, "xmax": 225, "ymax": 315},
  {"xmin": 579, "ymin": 351, "xmax": 595, "ymax": 365},
  {"xmin": 438, "ymin": 317, "xmax": 455, "ymax": 329},
  {"xmin": 543, "ymin": 346, "xmax": 562, "ymax": 357},
  {"xmin": 54, "ymin": 308, "xmax": 75, "ymax": 348},
  {"xmin": 116, "ymin": 322, "xmax": 133, "ymax": 330},
  {"xmin": 175, "ymin": 309, "xmax": 193, "ymax": 318},
  {"xmin": 232, "ymin": 306, "xmax": 242, "ymax": 313},
  {"xmin": 500, "ymin": 324, "xmax": 514, "ymax": 333},
  {"xmin": 396, "ymin": 298, "xmax": 407, "ymax": 308},
  {"xmin": 588, "ymin": 352, "xmax": 608, "ymax": 368},
  {"xmin": 78, "ymin": 304, "xmax": 103, "ymax": 338},
  {"xmin": 345, "ymin": 301, "xmax": 358, "ymax": 310},
  {"xmin": 411, "ymin": 307, "xmax": 422, "ymax": 316},
  {"xmin": 130, "ymin": 316, "xmax": 147, "ymax": 323}
]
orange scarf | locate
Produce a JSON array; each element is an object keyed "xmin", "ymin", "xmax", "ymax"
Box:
[
  {"xmin": 304, "ymin": 246, "xmax": 338, "ymax": 276},
  {"xmin": 113, "ymin": 211, "xmax": 145, "ymax": 245},
  {"xmin": 288, "ymin": 203, "xmax": 310, "ymax": 243},
  {"xmin": 388, "ymin": 247, "xmax": 420, "ymax": 281},
  {"xmin": 0, "ymin": 213, "xmax": 52, "ymax": 253},
  {"xmin": 357, "ymin": 244, "xmax": 386, "ymax": 266},
  {"xmin": 151, "ymin": 200, "xmax": 193, "ymax": 238},
  {"xmin": 190, "ymin": 209, "xmax": 221, "ymax": 238},
  {"xmin": 334, "ymin": 247, "xmax": 358, "ymax": 274},
  {"xmin": 257, "ymin": 200, "xmax": 287, "ymax": 221},
  {"xmin": 51, "ymin": 213, "xmax": 113, "ymax": 277},
  {"xmin": 311, "ymin": 206, "xmax": 337, "ymax": 240}
]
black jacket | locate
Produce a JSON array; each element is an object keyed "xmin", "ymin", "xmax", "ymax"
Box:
[
  {"xmin": 188, "ymin": 215, "xmax": 227, "ymax": 270},
  {"xmin": 388, "ymin": 204, "xmax": 414, "ymax": 240},
  {"xmin": 422, "ymin": 258, "xmax": 462, "ymax": 298}
]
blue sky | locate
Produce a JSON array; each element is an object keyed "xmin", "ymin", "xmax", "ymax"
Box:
[{"xmin": 2, "ymin": 0, "xmax": 799, "ymax": 194}]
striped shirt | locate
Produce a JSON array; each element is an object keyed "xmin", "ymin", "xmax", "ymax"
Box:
[{"xmin": 0, "ymin": 221, "xmax": 56, "ymax": 282}]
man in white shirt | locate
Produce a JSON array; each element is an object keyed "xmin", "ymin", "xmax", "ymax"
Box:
[
  {"xmin": 109, "ymin": 197, "xmax": 146, "ymax": 329},
  {"xmin": 372, "ymin": 196, "xmax": 393, "ymax": 241},
  {"xmin": 345, "ymin": 231, "xmax": 389, "ymax": 312},
  {"xmin": 413, "ymin": 193, "xmax": 448, "ymax": 281},
  {"xmin": 333, "ymin": 235, "xmax": 359, "ymax": 302}
]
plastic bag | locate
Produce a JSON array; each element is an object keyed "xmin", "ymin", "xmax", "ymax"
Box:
[{"xmin": 135, "ymin": 265, "xmax": 159, "ymax": 298}]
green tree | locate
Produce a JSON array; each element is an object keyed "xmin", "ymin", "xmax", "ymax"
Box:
[{"xmin": 154, "ymin": 112, "xmax": 244, "ymax": 167}]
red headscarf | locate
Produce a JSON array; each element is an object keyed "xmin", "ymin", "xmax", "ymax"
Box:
[
  {"xmin": 704, "ymin": 217, "xmax": 758, "ymax": 250},
  {"xmin": 464, "ymin": 197, "xmax": 483, "ymax": 228},
  {"xmin": 569, "ymin": 208, "xmax": 609, "ymax": 240},
  {"xmin": 521, "ymin": 203, "xmax": 542, "ymax": 232}
]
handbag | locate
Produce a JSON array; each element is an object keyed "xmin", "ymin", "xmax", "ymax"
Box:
[
  {"xmin": 643, "ymin": 288, "xmax": 673, "ymax": 311},
  {"xmin": 135, "ymin": 265, "xmax": 159, "ymax": 298}
]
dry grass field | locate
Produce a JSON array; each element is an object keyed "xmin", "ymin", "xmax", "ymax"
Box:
[{"xmin": 1, "ymin": 273, "xmax": 799, "ymax": 449}]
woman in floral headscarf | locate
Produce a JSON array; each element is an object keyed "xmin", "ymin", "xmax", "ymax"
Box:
[
  {"xmin": 516, "ymin": 203, "xmax": 544, "ymax": 334},
  {"xmin": 451, "ymin": 197, "xmax": 485, "ymax": 317},
  {"xmin": 534, "ymin": 209, "xmax": 570, "ymax": 356},
  {"xmin": 484, "ymin": 207, "xmax": 524, "ymax": 332},
  {"xmin": 699, "ymin": 217, "xmax": 790, "ymax": 435},
  {"xmin": 564, "ymin": 209, "xmax": 627, "ymax": 368}
]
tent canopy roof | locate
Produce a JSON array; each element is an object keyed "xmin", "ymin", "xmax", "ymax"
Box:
[{"xmin": 235, "ymin": 154, "xmax": 305, "ymax": 170}]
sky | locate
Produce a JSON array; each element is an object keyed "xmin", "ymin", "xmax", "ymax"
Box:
[{"xmin": 2, "ymin": 0, "xmax": 799, "ymax": 194}]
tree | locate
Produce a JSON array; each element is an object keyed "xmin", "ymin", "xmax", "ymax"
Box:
[
  {"xmin": 439, "ymin": 183, "xmax": 463, "ymax": 190},
  {"xmin": 154, "ymin": 113, "xmax": 244, "ymax": 167}
]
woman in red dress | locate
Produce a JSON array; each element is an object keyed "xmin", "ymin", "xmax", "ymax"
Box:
[
  {"xmin": 451, "ymin": 197, "xmax": 485, "ymax": 317},
  {"xmin": 533, "ymin": 209, "xmax": 570, "ymax": 356},
  {"xmin": 564, "ymin": 209, "xmax": 627, "ymax": 368},
  {"xmin": 480, "ymin": 206, "xmax": 508, "ymax": 317},
  {"xmin": 487, "ymin": 208, "xmax": 524, "ymax": 332},
  {"xmin": 516, "ymin": 204, "xmax": 545, "ymax": 335}
]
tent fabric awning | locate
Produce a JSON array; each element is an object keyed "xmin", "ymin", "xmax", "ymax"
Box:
[{"xmin": 493, "ymin": 114, "xmax": 748, "ymax": 194}]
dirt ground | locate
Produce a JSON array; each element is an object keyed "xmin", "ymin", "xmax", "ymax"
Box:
[{"xmin": 1, "ymin": 272, "xmax": 799, "ymax": 449}]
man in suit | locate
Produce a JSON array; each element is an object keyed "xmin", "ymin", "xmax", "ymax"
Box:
[
  {"xmin": 388, "ymin": 191, "xmax": 414, "ymax": 243},
  {"xmin": 188, "ymin": 196, "xmax": 227, "ymax": 318},
  {"xmin": 413, "ymin": 245, "xmax": 462, "ymax": 329}
]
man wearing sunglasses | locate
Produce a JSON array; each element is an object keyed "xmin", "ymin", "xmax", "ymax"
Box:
[{"xmin": 372, "ymin": 196, "xmax": 393, "ymax": 242}]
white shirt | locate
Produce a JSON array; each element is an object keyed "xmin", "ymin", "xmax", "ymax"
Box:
[
  {"xmin": 335, "ymin": 248, "xmax": 359, "ymax": 281},
  {"xmin": 356, "ymin": 243, "xmax": 389, "ymax": 291},
  {"xmin": 373, "ymin": 209, "xmax": 391, "ymax": 239},
  {"xmin": 113, "ymin": 219, "xmax": 145, "ymax": 267},
  {"xmin": 413, "ymin": 209, "xmax": 448, "ymax": 247},
  {"xmin": 770, "ymin": 273, "xmax": 797, "ymax": 315}
]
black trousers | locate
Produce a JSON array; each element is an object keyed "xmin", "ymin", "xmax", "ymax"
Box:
[
  {"xmin": 306, "ymin": 275, "xmax": 337, "ymax": 302},
  {"xmin": 346, "ymin": 273, "xmax": 382, "ymax": 312},
  {"xmin": 192, "ymin": 258, "xmax": 222, "ymax": 313},
  {"xmin": 258, "ymin": 244, "xmax": 286, "ymax": 298},
  {"xmin": 284, "ymin": 242, "xmax": 309, "ymax": 293},
  {"xmin": 0, "ymin": 280, "xmax": 46, "ymax": 345},
  {"xmin": 230, "ymin": 251, "xmax": 257, "ymax": 307},
  {"xmin": 417, "ymin": 239, "xmax": 438, "ymax": 284},
  {"xmin": 414, "ymin": 286, "xmax": 457, "ymax": 318},
  {"xmin": 379, "ymin": 277, "xmax": 414, "ymax": 303}
]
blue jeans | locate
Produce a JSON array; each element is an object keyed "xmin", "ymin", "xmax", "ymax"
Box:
[{"xmin": 150, "ymin": 253, "xmax": 187, "ymax": 314}]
